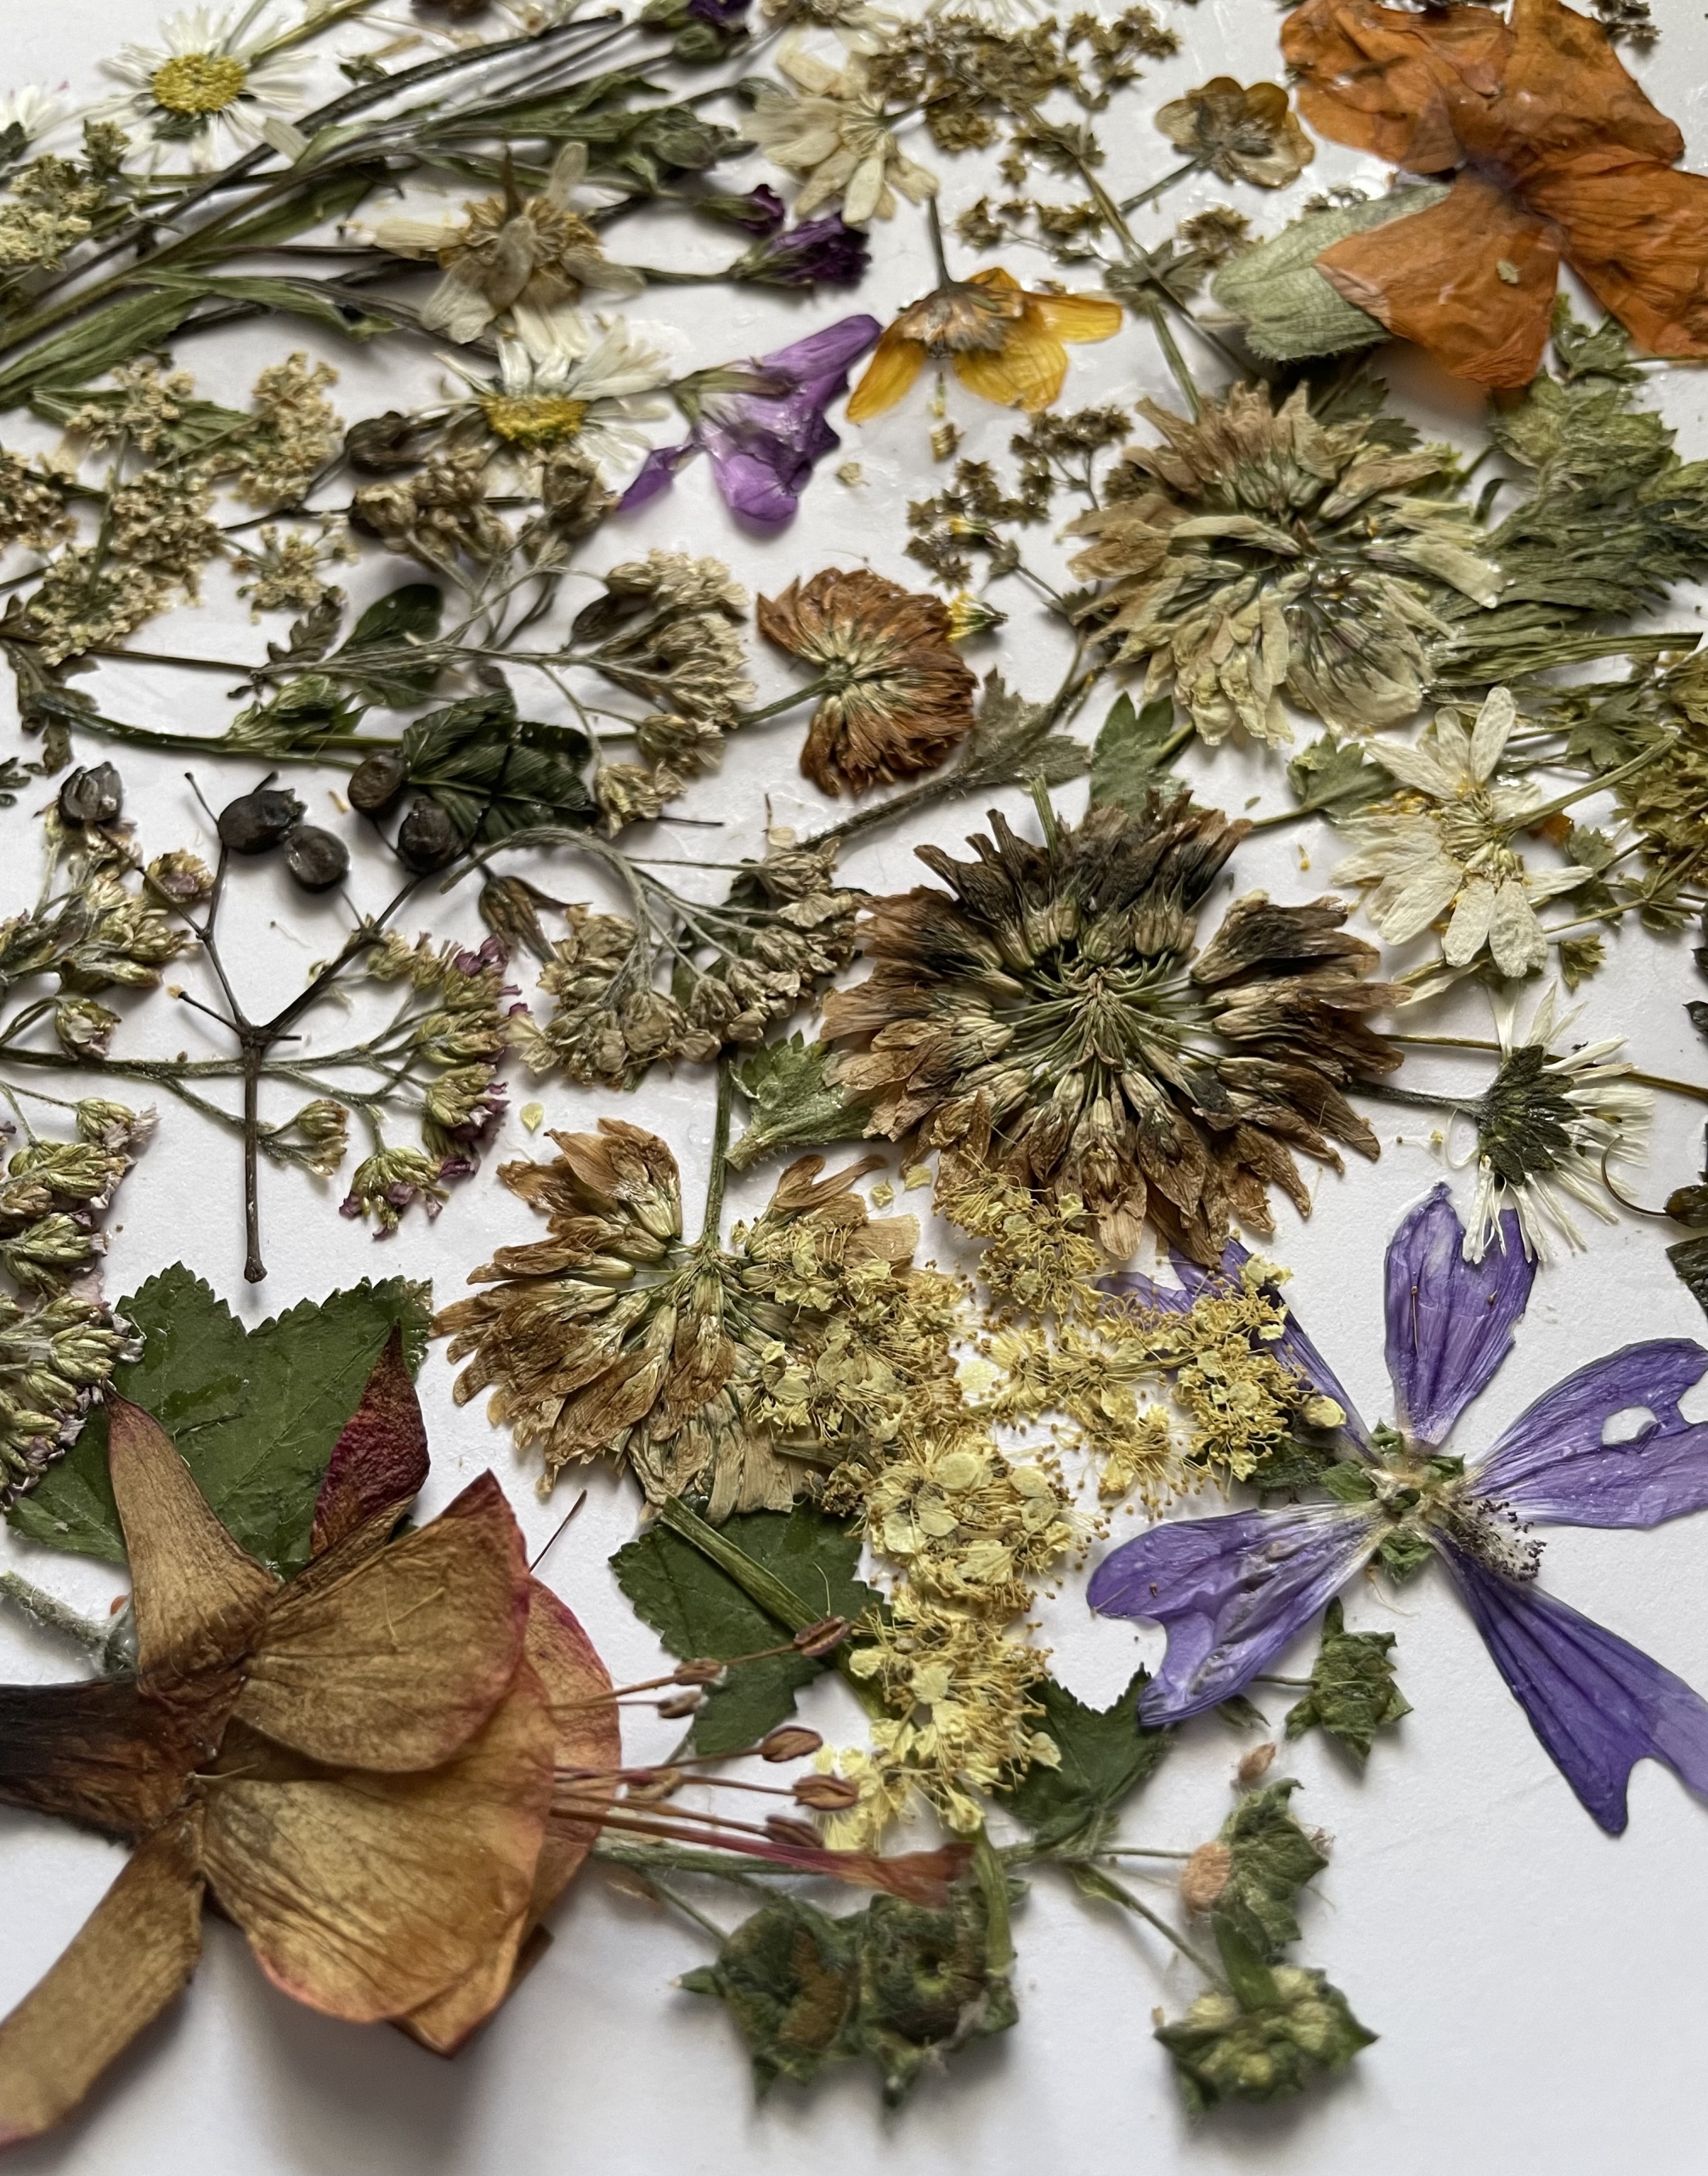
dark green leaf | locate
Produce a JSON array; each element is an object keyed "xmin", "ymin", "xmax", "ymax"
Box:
[
  {"xmin": 1668, "ymin": 1232, "xmax": 1708, "ymax": 1311},
  {"xmin": 1283, "ymin": 1599, "xmax": 1410, "ymax": 1764},
  {"xmin": 996, "ymin": 1669, "xmax": 1171, "ymax": 1851},
  {"xmin": 682, "ymin": 1880, "xmax": 1016, "ymax": 2103},
  {"xmin": 0, "ymin": 291, "xmax": 201, "ymax": 411},
  {"xmin": 950, "ymin": 673, "xmax": 1088, "ymax": 794},
  {"xmin": 727, "ymin": 1034, "xmax": 868, "ymax": 1171},
  {"xmin": 1211, "ymin": 1780, "xmax": 1327, "ymax": 1964},
  {"xmin": 610, "ymin": 1503, "xmax": 883, "ymax": 1755},
  {"xmin": 402, "ymin": 689, "xmax": 595, "ymax": 842},
  {"xmin": 1157, "ymin": 1952, "xmax": 1375, "ymax": 2112},
  {"xmin": 8, "ymin": 1266, "xmax": 430, "ymax": 1575},
  {"xmin": 135, "ymin": 272, "xmax": 402, "ymax": 343},
  {"xmin": 1285, "ymin": 734, "xmax": 1390, "ymax": 822},
  {"xmin": 1089, "ymin": 692, "xmax": 1180, "ymax": 810}
]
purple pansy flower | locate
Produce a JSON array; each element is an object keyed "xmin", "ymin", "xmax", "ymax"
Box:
[
  {"xmin": 621, "ymin": 314, "xmax": 879, "ymax": 526},
  {"xmin": 1087, "ymin": 1182, "xmax": 1708, "ymax": 1833}
]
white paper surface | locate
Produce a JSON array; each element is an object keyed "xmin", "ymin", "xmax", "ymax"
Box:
[{"xmin": 6, "ymin": 3, "xmax": 1708, "ymax": 2170}]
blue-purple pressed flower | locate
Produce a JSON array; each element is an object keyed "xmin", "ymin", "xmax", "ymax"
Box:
[
  {"xmin": 621, "ymin": 314, "xmax": 879, "ymax": 526},
  {"xmin": 693, "ymin": 183, "xmax": 788, "ymax": 235},
  {"xmin": 1089, "ymin": 1183, "xmax": 1708, "ymax": 1833},
  {"xmin": 730, "ymin": 213, "xmax": 871, "ymax": 291}
]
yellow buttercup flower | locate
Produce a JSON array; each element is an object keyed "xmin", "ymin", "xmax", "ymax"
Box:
[{"xmin": 847, "ymin": 268, "xmax": 1122, "ymax": 422}]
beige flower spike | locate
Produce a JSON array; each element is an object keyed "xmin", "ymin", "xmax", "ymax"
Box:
[{"xmin": 0, "ymin": 1336, "xmax": 618, "ymax": 2150}]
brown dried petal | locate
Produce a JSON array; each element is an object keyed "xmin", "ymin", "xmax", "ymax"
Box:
[{"xmin": 308, "ymin": 1326, "xmax": 429, "ymax": 1559}]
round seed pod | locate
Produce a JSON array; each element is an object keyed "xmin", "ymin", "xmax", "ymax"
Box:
[
  {"xmin": 57, "ymin": 763, "xmax": 124, "ymax": 826},
  {"xmin": 218, "ymin": 780, "xmax": 304, "ymax": 855},
  {"xmin": 395, "ymin": 796, "xmax": 461, "ymax": 874},
  {"xmin": 347, "ymin": 748, "xmax": 409, "ymax": 815},
  {"xmin": 284, "ymin": 824, "xmax": 350, "ymax": 892}
]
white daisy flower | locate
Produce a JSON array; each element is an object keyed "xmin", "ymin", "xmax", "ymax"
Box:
[
  {"xmin": 0, "ymin": 86, "xmax": 77, "ymax": 156},
  {"xmin": 1457, "ymin": 983, "xmax": 1652, "ymax": 1263},
  {"xmin": 1333, "ymin": 686, "xmax": 1592, "ymax": 978},
  {"xmin": 101, "ymin": 7, "xmax": 308, "ymax": 170},
  {"xmin": 443, "ymin": 305, "xmax": 672, "ymax": 479}
]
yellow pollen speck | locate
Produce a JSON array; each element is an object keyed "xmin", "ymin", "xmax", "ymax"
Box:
[
  {"xmin": 151, "ymin": 51, "xmax": 248, "ymax": 115},
  {"xmin": 478, "ymin": 392, "xmax": 588, "ymax": 447},
  {"xmin": 836, "ymin": 460, "xmax": 864, "ymax": 486}
]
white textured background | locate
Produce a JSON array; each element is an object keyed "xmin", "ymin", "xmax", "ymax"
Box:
[{"xmin": 5, "ymin": 3, "xmax": 1708, "ymax": 2172}]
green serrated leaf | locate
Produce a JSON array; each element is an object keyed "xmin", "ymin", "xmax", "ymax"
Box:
[
  {"xmin": 610, "ymin": 1503, "xmax": 883, "ymax": 1755},
  {"xmin": 1089, "ymin": 691, "xmax": 1180, "ymax": 810},
  {"xmin": 1211, "ymin": 187, "xmax": 1450, "ymax": 363},
  {"xmin": 1286, "ymin": 733, "xmax": 1391, "ymax": 823},
  {"xmin": 683, "ymin": 1880, "xmax": 1016, "ymax": 2104},
  {"xmin": 1283, "ymin": 1599, "xmax": 1411, "ymax": 1764},
  {"xmin": 727, "ymin": 1034, "xmax": 868, "ymax": 1172},
  {"xmin": 950, "ymin": 673, "xmax": 1089, "ymax": 795},
  {"xmin": 7, "ymin": 1266, "xmax": 430, "ymax": 1574},
  {"xmin": 1556, "ymin": 931, "xmax": 1607, "ymax": 990},
  {"xmin": 1211, "ymin": 1780, "xmax": 1328, "ymax": 1964},
  {"xmin": 1668, "ymin": 1232, "xmax": 1708, "ymax": 1314},
  {"xmin": 996, "ymin": 1669, "xmax": 1171, "ymax": 1851}
]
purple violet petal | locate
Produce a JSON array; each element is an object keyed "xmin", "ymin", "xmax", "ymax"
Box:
[
  {"xmin": 1439, "ymin": 1541, "xmax": 1708, "ymax": 1833},
  {"xmin": 754, "ymin": 314, "xmax": 881, "ymax": 381},
  {"xmin": 1384, "ymin": 1182, "xmax": 1534, "ymax": 1448},
  {"xmin": 618, "ymin": 439, "xmax": 700, "ymax": 513},
  {"xmin": 705, "ymin": 440, "xmax": 812, "ymax": 524},
  {"xmin": 1088, "ymin": 1504, "xmax": 1381, "ymax": 1724},
  {"xmin": 1471, "ymin": 1340, "xmax": 1708, "ymax": 1527}
]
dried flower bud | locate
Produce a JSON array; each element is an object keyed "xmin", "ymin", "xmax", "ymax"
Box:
[
  {"xmin": 758, "ymin": 1726, "xmax": 823, "ymax": 1764},
  {"xmin": 57, "ymin": 763, "xmax": 122, "ymax": 827},
  {"xmin": 1179, "ymin": 1840, "xmax": 1234, "ymax": 1914},
  {"xmin": 348, "ymin": 748, "xmax": 409, "ymax": 814},
  {"xmin": 146, "ymin": 849, "xmax": 213, "ymax": 905},
  {"xmin": 793, "ymin": 1772, "xmax": 860, "ymax": 1811},
  {"xmin": 284, "ymin": 824, "xmax": 350, "ymax": 892},
  {"xmin": 793, "ymin": 1615, "xmax": 849, "ymax": 1658},
  {"xmin": 672, "ymin": 1657, "xmax": 728, "ymax": 1686},
  {"xmin": 655, "ymin": 1689, "xmax": 703, "ymax": 1719},
  {"xmin": 763, "ymin": 1815, "xmax": 823, "ymax": 1849},
  {"xmin": 343, "ymin": 409, "xmax": 427, "ymax": 473},
  {"xmin": 54, "ymin": 998, "xmax": 118, "ymax": 1060},
  {"xmin": 395, "ymin": 796, "xmax": 461, "ymax": 874},
  {"xmin": 625, "ymin": 1766, "xmax": 684, "ymax": 1805},
  {"xmin": 74, "ymin": 1099, "xmax": 155, "ymax": 1155},
  {"xmin": 1236, "ymin": 1742, "xmax": 1278, "ymax": 1789},
  {"xmin": 218, "ymin": 779, "xmax": 304, "ymax": 855}
]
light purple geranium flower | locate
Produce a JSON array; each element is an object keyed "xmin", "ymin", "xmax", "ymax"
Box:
[
  {"xmin": 1087, "ymin": 1182, "xmax": 1708, "ymax": 1833},
  {"xmin": 620, "ymin": 314, "xmax": 879, "ymax": 526}
]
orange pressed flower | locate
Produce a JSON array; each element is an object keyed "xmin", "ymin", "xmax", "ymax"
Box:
[
  {"xmin": 1281, "ymin": 0, "xmax": 1708, "ymax": 388},
  {"xmin": 846, "ymin": 267, "xmax": 1121, "ymax": 422}
]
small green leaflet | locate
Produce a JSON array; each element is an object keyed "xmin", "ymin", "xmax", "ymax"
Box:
[
  {"xmin": 1285, "ymin": 734, "xmax": 1390, "ymax": 823},
  {"xmin": 8, "ymin": 1265, "xmax": 430, "ymax": 1576},
  {"xmin": 1669, "ymin": 1232, "xmax": 1708, "ymax": 1307},
  {"xmin": 610, "ymin": 1504, "xmax": 883, "ymax": 1756},
  {"xmin": 997, "ymin": 1669, "xmax": 1171, "ymax": 1852},
  {"xmin": 1284, "ymin": 1599, "xmax": 1411, "ymax": 1764},
  {"xmin": 682, "ymin": 1883, "xmax": 1016, "ymax": 2103},
  {"xmin": 727, "ymin": 1034, "xmax": 868, "ymax": 1172},
  {"xmin": 948, "ymin": 672, "xmax": 1089, "ymax": 795},
  {"xmin": 1212, "ymin": 1779, "xmax": 1328, "ymax": 1964},
  {"xmin": 1088, "ymin": 692, "xmax": 1181, "ymax": 812}
]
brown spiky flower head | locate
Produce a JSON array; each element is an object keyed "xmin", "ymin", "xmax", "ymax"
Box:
[
  {"xmin": 820, "ymin": 792, "xmax": 1402, "ymax": 1261},
  {"xmin": 758, "ymin": 568, "xmax": 977, "ymax": 796}
]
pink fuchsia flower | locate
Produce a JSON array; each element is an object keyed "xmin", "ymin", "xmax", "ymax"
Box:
[{"xmin": 1089, "ymin": 1185, "xmax": 1708, "ymax": 1833}]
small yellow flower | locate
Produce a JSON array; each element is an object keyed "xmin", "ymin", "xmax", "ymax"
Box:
[{"xmin": 847, "ymin": 269, "xmax": 1122, "ymax": 422}]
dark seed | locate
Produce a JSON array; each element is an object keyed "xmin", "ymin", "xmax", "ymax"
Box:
[
  {"xmin": 284, "ymin": 825, "xmax": 350, "ymax": 892},
  {"xmin": 57, "ymin": 763, "xmax": 124, "ymax": 826},
  {"xmin": 396, "ymin": 796, "xmax": 461, "ymax": 873},
  {"xmin": 218, "ymin": 780, "xmax": 304, "ymax": 854},
  {"xmin": 348, "ymin": 748, "xmax": 409, "ymax": 814}
]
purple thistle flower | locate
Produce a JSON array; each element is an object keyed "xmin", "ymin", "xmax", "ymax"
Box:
[
  {"xmin": 621, "ymin": 314, "xmax": 879, "ymax": 527},
  {"xmin": 1089, "ymin": 1183, "xmax": 1708, "ymax": 1833}
]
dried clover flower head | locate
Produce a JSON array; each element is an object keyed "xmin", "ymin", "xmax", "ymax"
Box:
[
  {"xmin": 436, "ymin": 1122, "xmax": 920, "ymax": 1518},
  {"xmin": 746, "ymin": 42, "xmax": 937, "ymax": 225},
  {"xmin": 1154, "ymin": 77, "xmax": 1315, "ymax": 189},
  {"xmin": 370, "ymin": 143, "xmax": 642, "ymax": 347},
  {"xmin": 758, "ymin": 568, "xmax": 977, "ymax": 796},
  {"xmin": 1067, "ymin": 382, "xmax": 1502, "ymax": 744},
  {"xmin": 1461, "ymin": 983, "xmax": 1650, "ymax": 1263},
  {"xmin": 822, "ymin": 792, "xmax": 1400, "ymax": 1262}
]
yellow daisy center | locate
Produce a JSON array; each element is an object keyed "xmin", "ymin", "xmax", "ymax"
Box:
[
  {"xmin": 478, "ymin": 392, "xmax": 589, "ymax": 448},
  {"xmin": 151, "ymin": 52, "xmax": 249, "ymax": 116}
]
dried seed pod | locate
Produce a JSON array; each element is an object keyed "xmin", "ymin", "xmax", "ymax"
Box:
[
  {"xmin": 758, "ymin": 1726, "xmax": 823, "ymax": 1764},
  {"xmin": 793, "ymin": 1772, "xmax": 859, "ymax": 1811},
  {"xmin": 284, "ymin": 825, "xmax": 351, "ymax": 892},
  {"xmin": 764, "ymin": 1815, "xmax": 823, "ymax": 1849},
  {"xmin": 395, "ymin": 796, "xmax": 461, "ymax": 874},
  {"xmin": 793, "ymin": 1615, "xmax": 849, "ymax": 1658},
  {"xmin": 347, "ymin": 748, "xmax": 409, "ymax": 815},
  {"xmin": 672, "ymin": 1657, "xmax": 727, "ymax": 1687},
  {"xmin": 1179, "ymin": 1840, "xmax": 1234, "ymax": 1914},
  {"xmin": 218, "ymin": 779, "xmax": 305, "ymax": 855},
  {"xmin": 624, "ymin": 1766, "xmax": 684, "ymax": 1805},
  {"xmin": 57, "ymin": 763, "xmax": 123, "ymax": 826},
  {"xmin": 1236, "ymin": 1742, "xmax": 1277, "ymax": 1789},
  {"xmin": 655, "ymin": 1689, "xmax": 702, "ymax": 1720}
]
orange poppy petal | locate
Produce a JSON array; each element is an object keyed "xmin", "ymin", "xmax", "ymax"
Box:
[
  {"xmin": 1281, "ymin": 0, "xmax": 1510, "ymax": 172},
  {"xmin": 107, "ymin": 1398, "xmax": 276, "ymax": 1681},
  {"xmin": 1532, "ymin": 156, "xmax": 1708, "ymax": 359},
  {"xmin": 202, "ymin": 1669, "xmax": 556, "ymax": 2025},
  {"xmin": 0, "ymin": 1813, "xmax": 204, "ymax": 2150},
  {"xmin": 953, "ymin": 319, "xmax": 1068, "ymax": 412},
  {"xmin": 1315, "ymin": 171, "xmax": 1560, "ymax": 387},
  {"xmin": 846, "ymin": 330, "xmax": 927, "ymax": 422},
  {"xmin": 1030, "ymin": 294, "xmax": 1124, "ymax": 345},
  {"xmin": 236, "ymin": 1470, "xmax": 531, "ymax": 1772}
]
